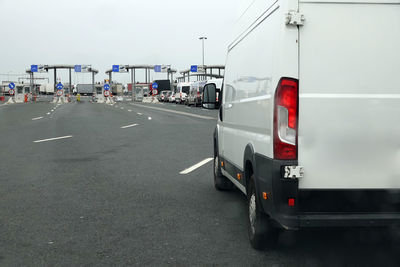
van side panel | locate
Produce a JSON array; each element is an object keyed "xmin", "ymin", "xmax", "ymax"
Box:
[
  {"xmin": 298, "ymin": 2, "xmax": 400, "ymax": 189},
  {"xmin": 222, "ymin": 0, "xmax": 298, "ymax": 170}
]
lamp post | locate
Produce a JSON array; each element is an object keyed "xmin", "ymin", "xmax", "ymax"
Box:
[{"xmin": 199, "ymin": 37, "xmax": 207, "ymax": 67}]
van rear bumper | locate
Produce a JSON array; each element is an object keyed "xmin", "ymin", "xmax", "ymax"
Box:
[
  {"xmin": 254, "ymin": 153, "xmax": 400, "ymax": 230},
  {"xmin": 276, "ymin": 213, "xmax": 400, "ymax": 229}
]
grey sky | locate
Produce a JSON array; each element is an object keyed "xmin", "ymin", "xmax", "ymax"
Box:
[{"xmin": 0, "ymin": 0, "xmax": 252, "ymax": 84}]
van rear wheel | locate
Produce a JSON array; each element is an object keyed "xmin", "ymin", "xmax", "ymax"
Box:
[
  {"xmin": 247, "ymin": 176, "xmax": 279, "ymax": 250},
  {"xmin": 213, "ymin": 154, "xmax": 233, "ymax": 191}
]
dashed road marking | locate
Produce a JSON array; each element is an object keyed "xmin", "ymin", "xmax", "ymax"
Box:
[
  {"xmin": 32, "ymin": 117, "xmax": 44, "ymax": 121},
  {"xmin": 137, "ymin": 113, "xmax": 142, "ymax": 115},
  {"xmin": 128, "ymin": 110, "xmax": 132, "ymax": 112},
  {"xmin": 34, "ymin": 135, "xmax": 73, "ymax": 143},
  {"xmin": 121, "ymin": 123, "xmax": 139, "ymax": 129},
  {"xmin": 180, "ymin": 158, "xmax": 213, "ymax": 174}
]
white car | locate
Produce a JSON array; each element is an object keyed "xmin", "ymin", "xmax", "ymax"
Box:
[
  {"xmin": 202, "ymin": 0, "xmax": 400, "ymax": 250},
  {"xmin": 168, "ymin": 92, "xmax": 176, "ymax": 102}
]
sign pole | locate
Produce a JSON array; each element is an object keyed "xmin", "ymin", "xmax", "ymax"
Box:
[{"xmin": 69, "ymin": 68, "xmax": 72, "ymax": 96}]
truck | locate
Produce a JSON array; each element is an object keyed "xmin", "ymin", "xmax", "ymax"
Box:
[
  {"xmin": 202, "ymin": 0, "xmax": 400, "ymax": 250},
  {"xmin": 76, "ymin": 84, "xmax": 95, "ymax": 96},
  {"xmin": 152, "ymin": 79, "xmax": 171, "ymax": 95},
  {"xmin": 39, "ymin": 83, "xmax": 55, "ymax": 95}
]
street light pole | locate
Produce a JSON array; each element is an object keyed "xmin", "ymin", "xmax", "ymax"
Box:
[{"xmin": 199, "ymin": 37, "xmax": 207, "ymax": 67}]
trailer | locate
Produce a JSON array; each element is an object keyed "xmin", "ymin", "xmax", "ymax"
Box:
[{"xmin": 76, "ymin": 84, "xmax": 95, "ymax": 96}]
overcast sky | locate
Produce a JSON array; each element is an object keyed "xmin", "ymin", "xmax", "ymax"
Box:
[{"xmin": 0, "ymin": 0, "xmax": 253, "ymax": 84}]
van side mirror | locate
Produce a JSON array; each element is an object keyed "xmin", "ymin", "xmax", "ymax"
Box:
[{"xmin": 202, "ymin": 83, "xmax": 219, "ymax": 109}]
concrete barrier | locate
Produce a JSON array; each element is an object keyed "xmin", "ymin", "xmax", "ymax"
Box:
[{"xmin": 142, "ymin": 97, "xmax": 159, "ymax": 104}]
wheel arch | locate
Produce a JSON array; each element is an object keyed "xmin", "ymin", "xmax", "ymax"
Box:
[{"xmin": 244, "ymin": 143, "xmax": 256, "ymax": 194}]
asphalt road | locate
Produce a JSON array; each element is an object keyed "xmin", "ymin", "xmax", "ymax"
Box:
[{"xmin": 0, "ymin": 100, "xmax": 399, "ymax": 266}]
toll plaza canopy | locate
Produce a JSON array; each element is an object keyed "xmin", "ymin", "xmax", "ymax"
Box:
[
  {"xmin": 177, "ymin": 65, "xmax": 225, "ymax": 82},
  {"xmin": 105, "ymin": 65, "xmax": 177, "ymax": 85},
  {"xmin": 26, "ymin": 65, "xmax": 99, "ymax": 94}
]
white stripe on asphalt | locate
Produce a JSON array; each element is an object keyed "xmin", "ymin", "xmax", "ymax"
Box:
[
  {"xmin": 180, "ymin": 158, "xmax": 213, "ymax": 174},
  {"xmin": 32, "ymin": 117, "xmax": 44, "ymax": 121},
  {"xmin": 128, "ymin": 110, "xmax": 132, "ymax": 112},
  {"xmin": 34, "ymin": 135, "xmax": 73, "ymax": 143},
  {"xmin": 121, "ymin": 123, "xmax": 139, "ymax": 129},
  {"xmin": 47, "ymin": 112, "xmax": 51, "ymax": 115},
  {"xmin": 137, "ymin": 113, "xmax": 142, "ymax": 115},
  {"xmin": 130, "ymin": 103, "xmax": 215, "ymax": 120},
  {"xmin": 148, "ymin": 117, "xmax": 152, "ymax": 120}
]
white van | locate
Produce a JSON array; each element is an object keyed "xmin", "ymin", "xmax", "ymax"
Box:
[
  {"xmin": 175, "ymin": 82, "xmax": 191, "ymax": 104},
  {"xmin": 202, "ymin": 0, "xmax": 400, "ymax": 250}
]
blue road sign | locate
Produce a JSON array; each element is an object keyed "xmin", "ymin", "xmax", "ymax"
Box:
[
  {"xmin": 56, "ymin": 83, "xmax": 64, "ymax": 90},
  {"xmin": 31, "ymin": 65, "xmax": 38, "ymax": 72},
  {"xmin": 112, "ymin": 65, "xmax": 120, "ymax": 72},
  {"xmin": 191, "ymin": 65, "xmax": 198, "ymax": 72},
  {"xmin": 152, "ymin": 82, "xmax": 158, "ymax": 89},
  {"xmin": 74, "ymin": 65, "xmax": 82, "ymax": 72},
  {"xmin": 154, "ymin": 65, "xmax": 162, "ymax": 72},
  {"xmin": 104, "ymin": 84, "xmax": 110, "ymax": 91},
  {"xmin": 8, "ymin": 82, "xmax": 15, "ymax": 89}
]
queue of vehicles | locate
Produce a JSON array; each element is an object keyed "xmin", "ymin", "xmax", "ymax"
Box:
[{"xmin": 157, "ymin": 79, "xmax": 222, "ymax": 107}]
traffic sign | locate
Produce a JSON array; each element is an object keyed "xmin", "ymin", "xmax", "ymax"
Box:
[
  {"xmin": 191, "ymin": 65, "xmax": 198, "ymax": 72},
  {"xmin": 104, "ymin": 84, "xmax": 110, "ymax": 91},
  {"xmin": 104, "ymin": 90, "xmax": 110, "ymax": 97},
  {"xmin": 74, "ymin": 65, "xmax": 82, "ymax": 72},
  {"xmin": 153, "ymin": 89, "xmax": 158, "ymax": 95},
  {"xmin": 112, "ymin": 65, "xmax": 120, "ymax": 72},
  {"xmin": 152, "ymin": 82, "xmax": 158, "ymax": 89},
  {"xmin": 56, "ymin": 83, "xmax": 64, "ymax": 90},
  {"xmin": 31, "ymin": 65, "xmax": 38, "ymax": 72},
  {"xmin": 8, "ymin": 82, "xmax": 15, "ymax": 89},
  {"xmin": 9, "ymin": 89, "xmax": 15, "ymax": 96},
  {"xmin": 57, "ymin": 90, "xmax": 63, "ymax": 96},
  {"xmin": 154, "ymin": 65, "xmax": 162, "ymax": 72}
]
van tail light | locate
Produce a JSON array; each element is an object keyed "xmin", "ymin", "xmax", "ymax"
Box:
[{"xmin": 273, "ymin": 78, "xmax": 298, "ymax": 160}]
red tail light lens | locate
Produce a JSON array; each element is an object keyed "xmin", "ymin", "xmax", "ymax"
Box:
[{"xmin": 273, "ymin": 78, "xmax": 299, "ymax": 160}]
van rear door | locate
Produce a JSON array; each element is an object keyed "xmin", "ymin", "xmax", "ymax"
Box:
[{"xmin": 298, "ymin": 0, "xmax": 400, "ymax": 189}]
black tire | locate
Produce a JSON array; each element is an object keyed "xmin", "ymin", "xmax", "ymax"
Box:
[
  {"xmin": 247, "ymin": 176, "xmax": 279, "ymax": 250},
  {"xmin": 213, "ymin": 144, "xmax": 234, "ymax": 191}
]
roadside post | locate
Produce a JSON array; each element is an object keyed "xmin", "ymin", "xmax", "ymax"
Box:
[
  {"xmin": 104, "ymin": 83, "xmax": 111, "ymax": 104},
  {"xmin": 152, "ymin": 82, "xmax": 158, "ymax": 102},
  {"xmin": 8, "ymin": 82, "xmax": 16, "ymax": 104},
  {"xmin": 56, "ymin": 82, "xmax": 64, "ymax": 103}
]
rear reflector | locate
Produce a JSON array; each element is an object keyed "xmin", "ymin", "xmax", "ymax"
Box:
[
  {"xmin": 273, "ymin": 78, "xmax": 299, "ymax": 160},
  {"xmin": 288, "ymin": 198, "xmax": 295, "ymax": 206}
]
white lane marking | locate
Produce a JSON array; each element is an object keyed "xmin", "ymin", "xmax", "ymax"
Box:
[
  {"xmin": 180, "ymin": 158, "xmax": 213, "ymax": 175},
  {"xmin": 128, "ymin": 110, "xmax": 132, "ymax": 112},
  {"xmin": 148, "ymin": 117, "xmax": 152, "ymax": 120},
  {"xmin": 137, "ymin": 113, "xmax": 142, "ymax": 115},
  {"xmin": 121, "ymin": 107, "xmax": 124, "ymax": 110},
  {"xmin": 47, "ymin": 112, "xmax": 51, "ymax": 115},
  {"xmin": 130, "ymin": 103, "xmax": 215, "ymax": 120},
  {"xmin": 34, "ymin": 135, "xmax": 73, "ymax": 143},
  {"xmin": 120, "ymin": 123, "xmax": 139, "ymax": 129},
  {"xmin": 32, "ymin": 117, "xmax": 44, "ymax": 121}
]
